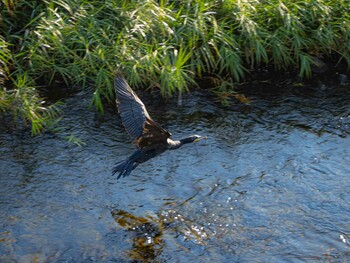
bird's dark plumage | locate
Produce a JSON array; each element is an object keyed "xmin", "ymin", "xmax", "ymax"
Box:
[{"xmin": 112, "ymin": 74, "xmax": 205, "ymax": 179}]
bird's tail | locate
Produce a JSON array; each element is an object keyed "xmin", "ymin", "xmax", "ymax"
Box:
[{"xmin": 112, "ymin": 158, "xmax": 137, "ymax": 179}]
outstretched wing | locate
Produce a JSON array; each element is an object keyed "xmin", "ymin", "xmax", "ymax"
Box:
[{"xmin": 114, "ymin": 75, "xmax": 171, "ymax": 148}]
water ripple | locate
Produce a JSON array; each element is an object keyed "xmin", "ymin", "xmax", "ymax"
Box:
[{"xmin": 1, "ymin": 83, "xmax": 350, "ymax": 262}]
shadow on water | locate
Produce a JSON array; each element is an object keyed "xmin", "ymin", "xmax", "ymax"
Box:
[{"xmin": 1, "ymin": 75, "xmax": 350, "ymax": 262}]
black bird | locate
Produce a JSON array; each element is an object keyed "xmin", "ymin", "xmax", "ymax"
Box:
[{"xmin": 112, "ymin": 75, "xmax": 206, "ymax": 179}]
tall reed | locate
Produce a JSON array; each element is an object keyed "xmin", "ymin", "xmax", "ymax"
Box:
[{"xmin": 1, "ymin": 0, "xmax": 350, "ymax": 133}]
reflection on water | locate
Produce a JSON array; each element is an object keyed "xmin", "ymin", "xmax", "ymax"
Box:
[
  {"xmin": 1, "ymin": 79, "xmax": 350, "ymax": 262},
  {"xmin": 111, "ymin": 209, "xmax": 164, "ymax": 262}
]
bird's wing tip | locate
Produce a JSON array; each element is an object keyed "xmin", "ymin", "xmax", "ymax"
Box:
[{"xmin": 115, "ymin": 72, "xmax": 125, "ymax": 81}]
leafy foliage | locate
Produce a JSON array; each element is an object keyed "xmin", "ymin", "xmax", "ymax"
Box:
[{"xmin": 1, "ymin": 0, "xmax": 350, "ymax": 133}]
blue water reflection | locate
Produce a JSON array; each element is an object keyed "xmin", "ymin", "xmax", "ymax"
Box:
[{"xmin": 1, "ymin": 82, "xmax": 350, "ymax": 262}]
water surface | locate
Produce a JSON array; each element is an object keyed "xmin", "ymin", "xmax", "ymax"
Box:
[{"xmin": 1, "ymin": 80, "xmax": 350, "ymax": 262}]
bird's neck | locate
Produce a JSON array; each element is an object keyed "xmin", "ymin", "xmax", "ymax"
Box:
[
  {"xmin": 180, "ymin": 137, "xmax": 195, "ymax": 145},
  {"xmin": 167, "ymin": 137, "xmax": 193, "ymax": 150}
]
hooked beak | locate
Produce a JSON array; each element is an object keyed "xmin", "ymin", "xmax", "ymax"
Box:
[{"xmin": 194, "ymin": 136, "xmax": 208, "ymax": 143}]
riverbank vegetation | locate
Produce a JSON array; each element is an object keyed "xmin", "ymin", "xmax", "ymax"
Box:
[{"xmin": 1, "ymin": 0, "xmax": 350, "ymax": 134}]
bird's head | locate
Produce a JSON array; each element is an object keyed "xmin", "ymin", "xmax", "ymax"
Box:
[
  {"xmin": 190, "ymin": 135, "xmax": 207, "ymax": 143},
  {"xmin": 170, "ymin": 135, "xmax": 207, "ymax": 149}
]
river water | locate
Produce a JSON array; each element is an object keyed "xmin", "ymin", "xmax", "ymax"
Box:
[{"xmin": 1, "ymin": 78, "xmax": 350, "ymax": 262}]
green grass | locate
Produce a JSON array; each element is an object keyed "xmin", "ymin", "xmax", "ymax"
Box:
[{"xmin": 1, "ymin": 0, "xmax": 350, "ymax": 133}]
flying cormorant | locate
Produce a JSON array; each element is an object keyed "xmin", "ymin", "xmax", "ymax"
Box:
[{"xmin": 112, "ymin": 75, "xmax": 206, "ymax": 178}]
